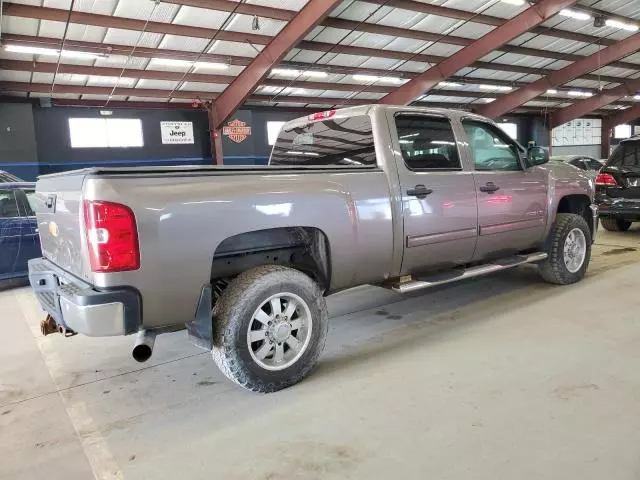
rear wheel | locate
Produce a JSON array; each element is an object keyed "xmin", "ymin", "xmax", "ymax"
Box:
[
  {"xmin": 600, "ymin": 217, "xmax": 632, "ymax": 232},
  {"xmin": 539, "ymin": 213, "xmax": 591, "ymax": 285},
  {"xmin": 212, "ymin": 265, "xmax": 328, "ymax": 393}
]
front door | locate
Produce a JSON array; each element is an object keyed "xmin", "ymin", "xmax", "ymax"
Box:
[
  {"xmin": 388, "ymin": 113, "xmax": 478, "ymax": 275},
  {"xmin": 460, "ymin": 120, "xmax": 548, "ymax": 261}
]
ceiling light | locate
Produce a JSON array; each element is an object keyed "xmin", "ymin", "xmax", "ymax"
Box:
[
  {"xmin": 272, "ymin": 68, "xmax": 300, "ymax": 76},
  {"xmin": 99, "ymin": 110, "xmax": 113, "ymax": 116},
  {"xmin": 302, "ymin": 71, "xmax": 328, "ymax": 78},
  {"xmin": 151, "ymin": 58, "xmax": 193, "ymax": 67},
  {"xmin": 559, "ymin": 9, "xmax": 592, "ymax": 21},
  {"xmin": 479, "ymin": 84, "xmax": 512, "ymax": 91},
  {"xmin": 605, "ymin": 19, "xmax": 639, "ymax": 32},
  {"xmin": 286, "ymin": 151, "xmax": 304, "ymax": 155},
  {"xmin": 439, "ymin": 82, "xmax": 462, "ymax": 88},
  {"xmin": 567, "ymin": 90, "xmax": 593, "ymax": 97},
  {"xmin": 60, "ymin": 50, "xmax": 103, "ymax": 59},
  {"xmin": 499, "ymin": 0, "xmax": 525, "ymax": 5},
  {"xmin": 352, "ymin": 74, "xmax": 380, "ymax": 82},
  {"xmin": 4, "ymin": 45, "xmax": 59, "ymax": 56},
  {"xmin": 194, "ymin": 61, "xmax": 229, "ymax": 70},
  {"xmin": 634, "ymin": 95, "xmax": 640, "ymax": 101},
  {"xmin": 546, "ymin": 89, "xmax": 558, "ymax": 94}
]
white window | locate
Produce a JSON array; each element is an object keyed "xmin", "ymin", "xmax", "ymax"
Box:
[
  {"xmin": 69, "ymin": 118, "xmax": 144, "ymax": 148},
  {"xmin": 497, "ymin": 122, "xmax": 518, "ymax": 140},
  {"xmin": 614, "ymin": 124, "xmax": 632, "ymax": 139},
  {"xmin": 267, "ymin": 121, "xmax": 286, "ymax": 146}
]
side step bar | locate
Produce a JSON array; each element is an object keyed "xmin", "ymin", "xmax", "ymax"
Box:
[{"xmin": 392, "ymin": 252, "xmax": 548, "ymax": 294}]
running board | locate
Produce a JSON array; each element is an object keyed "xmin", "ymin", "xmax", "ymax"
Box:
[{"xmin": 391, "ymin": 252, "xmax": 548, "ymax": 294}]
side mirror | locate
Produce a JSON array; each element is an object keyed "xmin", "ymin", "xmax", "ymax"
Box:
[{"xmin": 527, "ymin": 146, "xmax": 549, "ymax": 167}]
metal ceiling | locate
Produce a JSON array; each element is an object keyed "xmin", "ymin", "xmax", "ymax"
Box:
[{"xmin": 0, "ymin": 0, "xmax": 639, "ymax": 120}]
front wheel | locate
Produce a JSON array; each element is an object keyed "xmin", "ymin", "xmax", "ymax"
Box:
[
  {"xmin": 600, "ymin": 218, "xmax": 632, "ymax": 232},
  {"xmin": 539, "ymin": 213, "xmax": 591, "ymax": 285},
  {"xmin": 212, "ymin": 265, "xmax": 328, "ymax": 393}
]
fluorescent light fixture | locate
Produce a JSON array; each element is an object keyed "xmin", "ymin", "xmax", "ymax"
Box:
[
  {"xmin": 4, "ymin": 45, "xmax": 103, "ymax": 59},
  {"xmin": 286, "ymin": 150, "xmax": 304, "ymax": 155},
  {"xmin": 499, "ymin": 0, "xmax": 525, "ymax": 5},
  {"xmin": 439, "ymin": 82, "xmax": 462, "ymax": 87},
  {"xmin": 60, "ymin": 50, "xmax": 102, "ymax": 59},
  {"xmin": 303, "ymin": 152, "xmax": 320, "ymax": 156},
  {"xmin": 479, "ymin": 84, "xmax": 512, "ymax": 91},
  {"xmin": 99, "ymin": 110, "xmax": 113, "ymax": 116},
  {"xmin": 151, "ymin": 58, "xmax": 193, "ymax": 67},
  {"xmin": 272, "ymin": 68, "xmax": 300, "ymax": 76},
  {"xmin": 483, "ymin": 98, "xmax": 496, "ymax": 103},
  {"xmin": 302, "ymin": 71, "xmax": 328, "ymax": 78},
  {"xmin": 399, "ymin": 140, "xmax": 413, "ymax": 144},
  {"xmin": 605, "ymin": 19, "xmax": 639, "ymax": 32},
  {"xmin": 352, "ymin": 74, "xmax": 379, "ymax": 82},
  {"xmin": 568, "ymin": 90, "xmax": 593, "ymax": 97},
  {"xmin": 432, "ymin": 140, "xmax": 455, "ymax": 145},
  {"xmin": 559, "ymin": 9, "xmax": 592, "ymax": 21},
  {"xmin": 546, "ymin": 89, "xmax": 558, "ymax": 94},
  {"xmin": 634, "ymin": 95, "xmax": 640, "ymax": 101},
  {"xmin": 194, "ymin": 61, "xmax": 228, "ymax": 70}
]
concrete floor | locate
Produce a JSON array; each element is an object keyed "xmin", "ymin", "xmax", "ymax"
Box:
[{"xmin": 2, "ymin": 227, "xmax": 640, "ymax": 480}]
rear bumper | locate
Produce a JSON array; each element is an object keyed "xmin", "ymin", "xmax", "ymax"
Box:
[
  {"xmin": 596, "ymin": 196, "xmax": 640, "ymax": 220},
  {"xmin": 28, "ymin": 258, "xmax": 141, "ymax": 337}
]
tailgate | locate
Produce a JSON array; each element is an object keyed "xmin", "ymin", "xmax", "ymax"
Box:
[{"xmin": 35, "ymin": 172, "xmax": 87, "ymax": 278}]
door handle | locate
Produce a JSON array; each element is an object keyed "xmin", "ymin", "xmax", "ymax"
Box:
[
  {"xmin": 407, "ymin": 184, "xmax": 433, "ymax": 199},
  {"xmin": 479, "ymin": 182, "xmax": 500, "ymax": 193}
]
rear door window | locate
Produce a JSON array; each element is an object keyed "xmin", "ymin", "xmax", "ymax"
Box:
[
  {"xmin": 394, "ymin": 115, "xmax": 461, "ymax": 171},
  {"xmin": 0, "ymin": 190, "xmax": 19, "ymax": 218},
  {"xmin": 270, "ymin": 115, "xmax": 376, "ymax": 167},
  {"xmin": 622, "ymin": 144, "xmax": 640, "ymax": 168}
]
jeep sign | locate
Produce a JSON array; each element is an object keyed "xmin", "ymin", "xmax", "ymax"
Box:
[{"xmin": 161, "ymin": 121, "xmax": 195, "ymax": 144}]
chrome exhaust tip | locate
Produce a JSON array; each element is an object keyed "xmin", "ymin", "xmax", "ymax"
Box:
[{"xmin": 132, "ymin": 330, "xmax": 156, "ymax": 363}]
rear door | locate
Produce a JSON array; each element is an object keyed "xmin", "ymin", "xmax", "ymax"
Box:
[
  {"xmin": 605, "ymin": 142, "xmax": 640, "ymax": 198},
  {"xmin": 461, "ymin": 120, "xmax": 548, "ymax": 260},
  {"xmin": 387, "ymin": 112, "xmax": 478, "ymax": 275},
  {"xmin": 0, "ymin": 189, "xmax": 22, "ymax": 278}
]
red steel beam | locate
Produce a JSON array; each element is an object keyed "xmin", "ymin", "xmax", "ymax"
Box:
[
  {"xmin": 550, "ymin": 79, "xmax": 640, "ymax": 127},
  {"xmin": 380, "ymin": 0, "xmax": 578, "ymax": 105},
  {"xmin": 1, "ymin": 33, "xmax": 629, "ymax": 87},
  {"xmin": 477, "ymin": 32, "xmax": 640, "ymax": 118},
  {"xmin": 163, "ymin": 0, "xmax": 619, "ymax": 54},
  {"xmin": 4, "ymin": 3, "xmax": 638, "ymax": 77},
  {"xmin": 382, "ymin": 0, "xmax": 579, "ymax": 106},
  {"xmin": 211, "ymin": 0, "xmax": 342, "ymax": 129}
]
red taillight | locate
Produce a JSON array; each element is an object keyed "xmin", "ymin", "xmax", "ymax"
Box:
[
  {"xmin": 308, "ymin": 109, "xmax": 336, "ymax": 121},
  {"xmin": 83, "ymin": 200, "xmax": 140, "ymax": 272},
  {"xmin": 595, "ymin": 173, "xmax": 617, "ymax": 186}
]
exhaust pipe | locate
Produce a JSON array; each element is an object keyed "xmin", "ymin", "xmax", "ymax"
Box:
[{"xmin": 132, "ymin": 330, "xmax": 156, "ymax": 363}]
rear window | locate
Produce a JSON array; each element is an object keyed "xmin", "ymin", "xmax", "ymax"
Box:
[
  {"xmin": 609, "ymin": 142, "xmax": 640, "ymax": 167},
  {"xmin": 270, "ymin": 115, "xmax": 376, "ymax": 167}
]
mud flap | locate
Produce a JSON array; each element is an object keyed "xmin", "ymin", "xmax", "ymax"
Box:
[{"xmin": 186, "ymin": 284, "xmax": 213, "ymax": 350}]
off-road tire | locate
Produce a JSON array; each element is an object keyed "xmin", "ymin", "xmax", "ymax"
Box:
[
  {"xmin": 600, "ymin": 217, "xmax": 632, "ymax": 232},
  {"xmin": 211, "ymin": 265, "xmax": 328, "ymax": 393},
  {"xmin": 539, "ymin": 213, "xmax": 591, "ymax": 285}
]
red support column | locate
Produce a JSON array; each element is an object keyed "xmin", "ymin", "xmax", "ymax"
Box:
[
  {"xmin": 207, "ymin": 103, "xmax": 224, "ymax": 165},
  {"xmin": 601, "ymin": 121, "xmax": 612, "ymax": 159}
]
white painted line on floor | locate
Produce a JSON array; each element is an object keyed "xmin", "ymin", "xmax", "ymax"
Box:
[{"xmin": 16, "ymin": 290, "xmax": 123, "ymax": 480}]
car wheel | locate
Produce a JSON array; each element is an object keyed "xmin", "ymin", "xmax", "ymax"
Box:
[
  {"xmin": 212, "ymin": 265, "xmax": 328, "ymax": 393},
  {"xmin": 600, "ymin": 218, "xmax": 632, "ymax": 232},
  {"xmin": 539, "ymin": 213, "xmax": 591, "ymax": 285}
]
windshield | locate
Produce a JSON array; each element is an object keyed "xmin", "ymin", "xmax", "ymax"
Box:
[
  {"xmin": 0, "ymin": 171, "xmax": 22, "ymax": 182},
  {"xmin": 270, "ymin": 115, "xmax": 376, "ymax": 167}
]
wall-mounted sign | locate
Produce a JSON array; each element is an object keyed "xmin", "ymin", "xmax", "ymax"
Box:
[
  {"xmin": 223, "ymin": 119, "xmax": 252, "ymax": 144},
  {"xmin": 161, "ymin": 121, "xmax": 194, "ymax": 144}
]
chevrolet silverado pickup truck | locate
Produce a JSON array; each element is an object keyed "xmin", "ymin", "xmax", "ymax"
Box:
[{"xmin": 28, "ymin": 105, "xmax": 598, "ymax": 393}]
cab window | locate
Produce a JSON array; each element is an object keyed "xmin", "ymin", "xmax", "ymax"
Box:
[
  {"xmin": 394, "ymin": 115, "xmax": 461, "ymax": 171},
  {"xmin": 462, "ymin": 120, "xmax": 522, "ymax": 171},
  {"xmin": 0, "ymin": 190, "xmax": 19, "ymax": 218}
]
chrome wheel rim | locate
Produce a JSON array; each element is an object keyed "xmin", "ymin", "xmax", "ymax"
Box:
[
  {"xmin": 247, "ymin": 292, "xmax": 313, "ymax": 371},
  {"xmin": 563, "ymin": 227, "xmax": 587, "ymax": 273}
]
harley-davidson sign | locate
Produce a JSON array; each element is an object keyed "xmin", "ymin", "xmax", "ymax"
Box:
[{"xmin": 223, "ymin": 119, "xmax": 252, "ymax": 143}]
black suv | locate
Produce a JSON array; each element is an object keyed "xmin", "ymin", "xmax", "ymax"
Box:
[{"xmin": 596, "ymin": 136, "xmax": 640, "ymax": 231}]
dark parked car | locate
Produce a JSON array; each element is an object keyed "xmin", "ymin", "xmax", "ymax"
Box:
[
  {"xmin": 0, "ymin": 170, "xmax": 23, "ymax": 183},
  {"xmin": 0, "ymin": 183, "xmax": 40, "ymax": 280},
  {"xmin": 551, "ymin": 155, "xmax": 604, "ymax": 179},
  {"xmin": 596, "ymin": 136, "xmax": 640, "ymax": 231}
]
